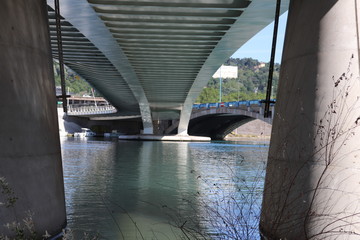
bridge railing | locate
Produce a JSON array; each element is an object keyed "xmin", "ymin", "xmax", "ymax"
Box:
[
  {"xmin": 192, "ymin": 99, "xmax": 276, "ymax": 118},
  {"xmin": 67, "ymin": 105, "xmax": 117, "ymax": 116}
]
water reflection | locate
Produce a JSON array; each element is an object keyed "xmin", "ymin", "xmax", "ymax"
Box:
[
  {"xmin": 60, "ymin": 138, "xmax": 268, "ymax": 239},
  {"xmin": 189, "ymin": 141, "xmax": 267, "ymax": 239}
]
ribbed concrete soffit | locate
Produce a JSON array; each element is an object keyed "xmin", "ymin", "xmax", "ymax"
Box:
[
  {"xmin": 48, "ymin": 6, "xmax": 140, "ymax": 116},
  {"xmin": 87, "ymin": 0, "xmax": 248, "ymax": 107},
  {"xmin": 47, "ymin": 0, "xmax": 289, "ymax": 118}
]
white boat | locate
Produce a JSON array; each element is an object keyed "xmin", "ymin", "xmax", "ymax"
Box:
[
  {"xmin": 104, "ymin": 130, "xmax": 119, "ymax": 138},
  {"xmin": 74, "ymin": 128, "xmax": 96, "ymax": 137}
]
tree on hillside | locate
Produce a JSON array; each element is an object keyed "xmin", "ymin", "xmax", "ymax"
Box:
[
  {"xmin": 226, "ymin": 57, "xmax": 261, "ymax": 69},
  {"xmin": 196, "ymin": 57, "xmax": 280, "ymax": 103},
  {"xmin": 196, "ymin": 87, "xmax": 219, "ymax": 103},
  {"xmin": 53, "ymin": 61, "xmax": 99, "ymax": 96}
]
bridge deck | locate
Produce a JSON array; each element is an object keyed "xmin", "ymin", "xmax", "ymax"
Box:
[{"xmin": 48, "ymin": 0, "xmax": 288, "ymax": 133}]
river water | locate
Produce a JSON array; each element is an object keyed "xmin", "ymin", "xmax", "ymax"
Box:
[{"xmin": 60, "ymin": 138, "xmax": 269, "ymax": 239}]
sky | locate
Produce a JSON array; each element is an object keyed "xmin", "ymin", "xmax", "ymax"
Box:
[{"xmin": 231, "ymin": 12, "xmax": 288, "ymax": 64}]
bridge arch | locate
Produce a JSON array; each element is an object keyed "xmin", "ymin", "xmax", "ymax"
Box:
[{"xmin": 187, "ymin": 108, "xmax": 273, "ymax": 140}]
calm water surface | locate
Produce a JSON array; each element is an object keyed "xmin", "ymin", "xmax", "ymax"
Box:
[{"xmin": 60, "ymin": 138, "xmax": 269, "ymax": 239}]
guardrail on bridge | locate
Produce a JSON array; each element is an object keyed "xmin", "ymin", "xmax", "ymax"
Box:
[
  {"xmin": 192, "ymin": 99, "xmax": 276, "ymax": 119},
  {"xmin": 67, "ymin": 105, "xmax": 117, "ymax": 116}
]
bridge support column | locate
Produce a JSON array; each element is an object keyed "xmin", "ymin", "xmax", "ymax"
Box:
[
  {"xmin": 139, "ymin": 103, "xmax": 153, "ymax": 134},
  {"xmin": 0, "ymin": 0, "xmax": 66, "ymax": 237},
  {"xmin": 178, "ymin": 105, "xmax": 191, "ymax": 136},
  {"xmin": 260, "ymin": 0, "xmax": 360, "ymax": 239}
]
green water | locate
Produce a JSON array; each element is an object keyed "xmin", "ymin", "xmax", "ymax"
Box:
[{"xmin": 60, "ymin": 138, "xmax": 269, "ymax": 239}]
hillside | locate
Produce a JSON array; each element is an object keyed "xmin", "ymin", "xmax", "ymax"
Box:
[
  {"xmin": 196, "ymin": 57, "xmax": 280, "ymax": 103},
  {"xmin": 53, "ymin": 61, "xmax": 94, "ymax": 96}
]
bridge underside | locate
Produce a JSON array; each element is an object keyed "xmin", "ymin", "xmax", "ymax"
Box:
[
  {"xmin": 47, "ymin": 0, "xmax": 288, "ymax": 134},
  {"xmin": 188, "ymin": 114, "xmax": 254, "ymax": 140}
]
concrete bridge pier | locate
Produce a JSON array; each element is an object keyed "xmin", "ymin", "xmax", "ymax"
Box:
[
  {"xmin": 178, "ymin": 100, "xmax": 193, "ymax": 136},
  {"xmin": 260, "ymin": 0, "xmax": 360, "ymax": 239},
  {"xmin": 0, "ymin": 0, "xmax": 66, "ymax": 237}
]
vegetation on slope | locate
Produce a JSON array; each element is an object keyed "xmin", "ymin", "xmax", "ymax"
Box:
[
  {"xmin": 196, "ymin": 58, "xmax": 280, "ymax": 103},
  {"xmin": 53, "ymin": 61, "xmax": 94, "ymax": 97}
]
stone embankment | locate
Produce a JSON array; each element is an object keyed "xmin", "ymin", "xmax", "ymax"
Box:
[{"xmin": 225, "ymin": 119, "xmax": 272, "ymax": 140}]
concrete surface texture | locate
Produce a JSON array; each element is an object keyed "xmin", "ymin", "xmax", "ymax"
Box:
[
  {"xmin": 0, "ymin": 0, "xmax": 66, "ymax": 237},
  {"xmin": 260, "ymin": 0, "xmax": 360, "ymax": 239},
  {"xmin": 230, "ymin": 119, "xmax": 272, "ymax": 137}
]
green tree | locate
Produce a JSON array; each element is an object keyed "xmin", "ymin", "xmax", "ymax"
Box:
[
  {"xmin": 198, "ymin": 57, "xmax": 280, "ymax": 103},
  {"xmin": 53, "ymin": 61, "xmax": 97, "ymax": 96},
  {"xmin": 196, "ymin": 87, "xmax": 219, "ymax": 103}
]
